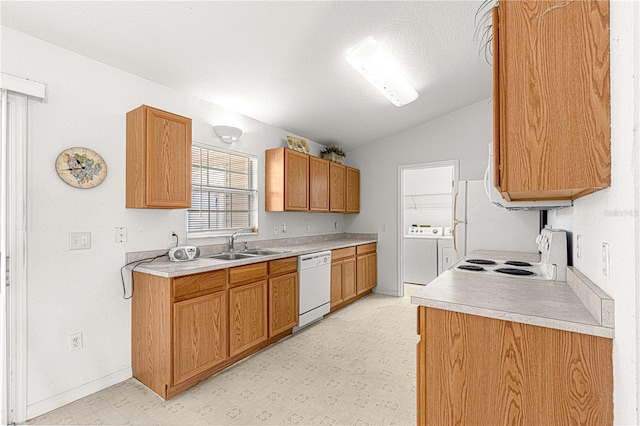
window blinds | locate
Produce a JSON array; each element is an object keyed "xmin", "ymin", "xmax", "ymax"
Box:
[{"xmin": 188, "ymin": 144, "xmax": 258, "ymax": 233}]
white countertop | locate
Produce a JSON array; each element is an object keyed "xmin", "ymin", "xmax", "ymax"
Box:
[
  {"xmin": 411, "ymin": 250, "xmax": 614, "ymax": 338},
  {"xmin": 131, "ymin": 238, "xmax": 376, "ymax": 278}
]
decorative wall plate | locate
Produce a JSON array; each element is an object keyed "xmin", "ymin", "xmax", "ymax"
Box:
[
  {"xmin": 286, "ymin": 136, "xmax": 310, "ymax": 153},
  {"xmin": 55, "ymin": 147, "xmax": 107, "ymax": 189}
]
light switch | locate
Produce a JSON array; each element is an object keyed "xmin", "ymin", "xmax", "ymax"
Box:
[{"xmin": 69, "ymin": 232, "xmax": 91, "ymax": 250}]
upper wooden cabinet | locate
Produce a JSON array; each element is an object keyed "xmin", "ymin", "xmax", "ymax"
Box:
[
  {"xmin": 265, "ymin": 148, "xmax": 309, "ymax": 211},
  {"xmin": 493, "ymin": 1, "xmax": 610, "ymax": 201},
  {"xmin": 126, "ymin": 105, "xmax": 192, "ymax": 208},
  {"xmin": 346, "ymin": 167, "xmax": 360, "ymax": 213},
  {"xmin": 265, "ymin": 148, "xmax": 360, "ymax": 214},
  {"xmin": 329, "ymin": 163, "xmax": 346, "ymax": 212},
  {"xmin": 309, "ymin": 156, "xmax": 330, "ymax": 212}
]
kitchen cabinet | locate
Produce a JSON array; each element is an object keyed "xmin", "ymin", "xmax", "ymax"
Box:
[
  {"xmin": 265, "ymin": 148, "xmax": 360, "ymax": 214},
  {"xmin": 131, "ymin": 269, "xmax": 227, "ymax": 399},
  {"xmin": 417, "ymin": 306, "xmax": 613, "ymax": 424},
  {"xmin": 268, "ymin": 257, "xmax": 299, "ymax": 337},
  {"xmin": 309, "ymin": 156, "xmax": 330, "ymax": 212},
  {"xmin": 265, "ymin": 147, "xmax": 309, "ymax": 211},
  {"xmin": 346, "ymin": 167, "xmax": 360, "ymax": 213},
  {"xmin": 493, "ymin": 1, "xmax": 610, "ymax": 201},
  {"xmin": 329, "ymin": 162, "xmax": 346, "ymax": 212},
  {"xmin": 229, "ymin": 263, "xmax": 268, "ymax": 357},
  {"xmin": 173, "ymin": 291, "xmax": 226, "ymax": 385},
  {"xmin": 356, "ymin": 243, "xmax": 377, "ymax": 294},
  {"xmin": 126, "ymin": 105, "xmax": 192, "ymax": 208},
  {"xmin": 330, "ymin": 247, "xmax": 356, "ymax": 309},
  {"xmin": 330, "ymin": 244, "xmax": 375, "ymax": 312}
]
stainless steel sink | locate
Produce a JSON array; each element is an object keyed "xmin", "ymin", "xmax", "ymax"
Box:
[
  {"xmin": 206, "ymin": 252, "xmax": 258, "ymax": 261},
  {"xmin": 241, "ymin": 249, "xmax": 291, "ymax": 255}
]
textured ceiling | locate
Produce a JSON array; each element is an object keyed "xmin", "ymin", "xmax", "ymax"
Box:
[{"xmin": 1, "ymin": 1, "xmax": 493, "ymax": 151}]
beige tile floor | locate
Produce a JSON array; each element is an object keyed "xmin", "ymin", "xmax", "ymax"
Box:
[{"xmin": 28, "ymin": 284, "xmax": 423, "ymax": 426}]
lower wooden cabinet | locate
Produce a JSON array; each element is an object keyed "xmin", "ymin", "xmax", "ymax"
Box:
[
  {"xmin": 229, "ymin": 280, "xmax": 268, "ymax": 357},
  {"xmin": 173, "ymin": 291, "xmax": 227, "ymax": 385},
  {"xmin": 132, "ymin": 257, "xmax": 299, "ymax": 400},
  {"xmin": 269, "ymin": 272, "xmax": 298, "ymax": 336},
  {"xmin": 330, "ymin": 243, "xmax": 375, "ymax": 312},
  {"xmin": 416, "ymin": 306, "xmax": 613, "ymax": 425}
]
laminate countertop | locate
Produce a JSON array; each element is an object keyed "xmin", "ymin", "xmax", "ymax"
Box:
[
  {"xmin": 411, "ymin": 250, "xmax": 614, "ymax": 339},
  {"xmin": 130, "ymin": 238, "xmax": 376, "ymax": 278}
]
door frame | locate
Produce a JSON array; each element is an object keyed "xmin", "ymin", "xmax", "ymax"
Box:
[
  {"xmin": 1, "ymin": 74, "xmax": 46, "ymax": 424},
  {"xmin": 397, "ymin": 160, "xmax": 459, "ymax": 297}
]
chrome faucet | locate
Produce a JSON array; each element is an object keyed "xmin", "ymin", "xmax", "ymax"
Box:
[{"xmin": 229, "ymin": 232, "xmax": 238, "ymax": 252}]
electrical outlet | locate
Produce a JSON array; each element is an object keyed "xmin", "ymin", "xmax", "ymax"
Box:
[
  {"xmin": 169, "ymin": 231, "xmax": 178, "ymax": 245},
  {"xmin": 70, "ymin": 332, "xmax": 83, "ymax": 351},
  {"xmin": 576, "ymin": 234, "xmax": 581, "ymax": 259},
  {"xmin": 273, "ymin": 225, "xmax": 279, "ymax": 235},
  {"xmin": 381, "ymin": 224, "xmax": 387, "ymax": 232},
  {"xmin": 281, "ymin": 223, "xmax": 287, "ymax": 234},
  {"xmin": 69, "ymin": 232, "xmax": 91, "ymax": 250},
  {"xmin": 334, "ymin": 221, "xmax": 340, "ymax": 230},
  {"xmin": 602, "ymin": 242, "xmax": 610, "ymax": 277},
  {"xmin": 115, "ymin": 227, "xmax": 127, "ymax": 243},
  {"xmin": 306, "ymin": 225, "xmax": 311, "ymax": 233}
]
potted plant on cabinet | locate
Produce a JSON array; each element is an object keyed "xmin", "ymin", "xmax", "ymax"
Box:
[{"xmin": 320, "ymin": 145, "xmax": 346, "ymax": 164}]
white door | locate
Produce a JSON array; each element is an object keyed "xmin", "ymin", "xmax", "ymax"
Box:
[{"xmin": 1, "ymin": 88, "xmax": 9, "ymax": 426}]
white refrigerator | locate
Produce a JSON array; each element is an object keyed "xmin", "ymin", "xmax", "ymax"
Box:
[{"xmin": 454, "ymin": 180, "xmax": 540, "ymax": 257}]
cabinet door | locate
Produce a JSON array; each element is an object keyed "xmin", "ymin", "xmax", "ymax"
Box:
[
  {"xmin": 173, "ymin": 291, "xmax": 227, "ymax": 385},
  {"xmin": 367, "ymin": 253, "xmax": 377, "ymax": 290},
  {"xmin": 284, "ymin": 149, "xmax": 309, "ymax": 211},
  {"xmin": 496, "ymin": 0, "xmax": 610, "ymax": 200},
  {"xmin": 418, "ymin": 306, "xmax": 613, "ymax": 425},
  {"xmin": 229, "ymin": 280, "xmax": 268, "ymax": 357},
  {"xmin": 146, "ymin": 107, "xmax": 192, "ymax": 207},
  {"xmin": 329, "ymin": 162, "xmax": 346, "ymax": 212},
  {"xmin": 342, "ymin": 257, "xmax": 357, "ymax": 301},
  {"xmin": 330, "ymin": 261, "xmax": 343, "ymax": 307},
  {"xmin": 356, "ymin": 253, "xmax": 376, "ymax": 294},
  {"xmin": 269, "ymin": 272, "xmax": 299, "ymax": 337},
  {"xmin": 309, "ymin": 156, "xmax": 330, "ymax": 212},
  {"xmin": 346, "ymin": 167, "xmax": 360, "ymax": 213}
]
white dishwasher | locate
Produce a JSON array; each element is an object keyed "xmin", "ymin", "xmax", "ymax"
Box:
[{"xmin": 295, "ymin": 251, "xmax": 331, "ymax": 331}]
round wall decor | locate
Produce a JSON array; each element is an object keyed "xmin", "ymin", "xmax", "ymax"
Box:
[{"xmin": 55, "ymin": 147, "xmax": 107, "ymax": 189}]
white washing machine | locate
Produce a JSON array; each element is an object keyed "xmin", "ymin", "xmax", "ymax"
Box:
[{"xmin": 403, "ymin": 227, "xmax": 442, "ymax": 285}]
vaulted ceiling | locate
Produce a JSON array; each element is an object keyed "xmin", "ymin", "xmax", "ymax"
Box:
[{"xmin": 1, "ymin": 1, "xmax": 493, "ymax": 151}]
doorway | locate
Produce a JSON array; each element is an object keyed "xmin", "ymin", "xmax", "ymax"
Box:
[{"xmin": 397, "ymin": 160, "xmax": 459, "ymax": 297}]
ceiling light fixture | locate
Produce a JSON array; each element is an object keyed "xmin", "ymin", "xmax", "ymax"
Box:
[
  {"xmin": 346, "ymin": 38, "xmax": 419, "ymax": 107},
  {"xmin": 213, "ymin": 125, "xmax": 242, "ymax": 143}
]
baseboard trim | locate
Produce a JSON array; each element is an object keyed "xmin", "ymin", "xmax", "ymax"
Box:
[{"xmin": 26, "ymin": 367, "xmax": 132, "ymax": 420}]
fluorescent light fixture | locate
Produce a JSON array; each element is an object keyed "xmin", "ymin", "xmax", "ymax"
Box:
[
  {"xmin": 213, "ymin": 125, "xmax": 242, "ymax": 143},
  {"xmin": 346, "ymin": 38, "xmax": 419, "ymax": 107}
]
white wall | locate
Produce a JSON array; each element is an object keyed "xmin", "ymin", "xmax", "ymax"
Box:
[
  {"xmin": 346, "ymin": 99, "xmax": 491, "ymax": 295},
  {"xmin": 1, "ymin": 26, "xmax": 351, "ymax": 419},
  {"xmin": 548, "ymin": 2, "xmax": 640, "ymax": 424}
]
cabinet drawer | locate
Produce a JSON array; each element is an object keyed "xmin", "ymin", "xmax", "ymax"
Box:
[
  {"xmin": 356, "ymin": 243, "xmax": 376, "ymax": 255},
  {"xmin": 332, "ymin": 246, "xmax": 356, "ymax": 261},
  {"xmin": 173, "ymin": 269, "xmax": 226, "ymax": 301},
  {"xmin": 229, "ymin": 262, "xmax": 268, "ymax": 287},
  {"xmin": 269, "ymin": 257, "xmax": 298, "ymax": 276}
]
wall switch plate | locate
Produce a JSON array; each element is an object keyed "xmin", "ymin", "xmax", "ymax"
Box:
[
  {"xmin": 306, "ymin": 225, "xmax": 311, "ymax": 233},
  {"xmin": 576, "ymin": 234, "xmax": 581, "ymax": 259},
  {"xmin": 334, "ymin": 221, "xmax": 340, "ymax": 230},
  {"xmin": 115, "ymin": 227, "xmax": 127, "ymax": 243},
  {"xmin": 273, "ymin": 225, "xmax": 278, "ymax": 235},
  {"xmin": 281, "ymin": 223, "xmax": 287, "ymax": 233},
  {"xmin": 381, "ymin": 224, "xmax": 387, "ymax": 232},
  {"xmin": 601, "ymin": 242, "xmax": 610, "ymax": 277},
  {"xmin": 70, "ymin": 332, "xmax": 83, "ymax": 351},
  {"xmin": 69, "ymin": 232, "xmax": 91, "ymax": 250}
]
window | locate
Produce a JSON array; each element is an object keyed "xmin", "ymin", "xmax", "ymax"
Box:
[{"xmin": 188, "ymin": 144, "xmax": 258, "ymax": 235}]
